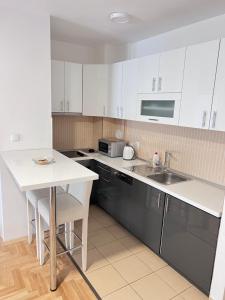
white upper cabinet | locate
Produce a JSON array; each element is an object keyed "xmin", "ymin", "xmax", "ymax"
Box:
[
  {"xmin": 64, "ymin": 62, "xmax": 82, "ymax": 113},
  {"xmin": 210, "ymin": 39, "xmax": 225, "ymax": 131},
  {"xmin": 137, "ymin": 48, "xmax": 185, "ymax": 94},
  {"xmin": 179, "ymin": 40, "xmax": 220, "ymax": 129},
  {"xmin": 51, "ymin": 60, "xmax": 82, "ymax": 113},
  {"xmin": 51, "ymin": 60, "xmax": 65, "ymax": 112},
  {"xmin": 83, "ymin": 64, "xmax": 109, "ymax": 117},
  {"xmin": 137, "ymin": 54, "xmax": 160, "ymax": 93},
  {"xmin": 158, "ymin": 48, "xmax": 186, "ymax": 93},
  {"xmin": 122, "ymin": 59, "xmax": 138, "ymax": 120},
  {"xmin": 108, "ymin": 62, "xmax": 123, "ymax": 118}
]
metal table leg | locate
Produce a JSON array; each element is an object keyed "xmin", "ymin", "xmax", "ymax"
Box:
[{"xmin": 50, "ymin": 186, "xmax": 57, "ymax": 291}]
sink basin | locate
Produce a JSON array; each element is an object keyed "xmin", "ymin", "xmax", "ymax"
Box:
[{"xmin": 148, "ymin": 171, "xmax": 189, "ymax": 185}]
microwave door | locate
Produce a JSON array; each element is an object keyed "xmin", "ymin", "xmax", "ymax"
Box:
[{"xmin": 99, "ymin": 141, "xmax": 109, "ymax": 154}]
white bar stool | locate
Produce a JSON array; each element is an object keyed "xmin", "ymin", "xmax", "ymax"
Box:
[
  {"xmin": 38, "ymin": 181, "xmax": 93, "ymax": 271},
  {"xmin": 26, "ymin": 186, "xmax": 65, "ymax": 258}
]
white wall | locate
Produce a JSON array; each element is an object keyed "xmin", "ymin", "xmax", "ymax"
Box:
[
  {"xmin": 104, "ymin": 13, "xmax": 225, "ymax": 62},
  {"xmin": 0, "ymin": 7, "xmax": 52, "ymax": 240},
  {"xmin": 51, "ymin": 40, "xmax": 104, "ymax": 63}
]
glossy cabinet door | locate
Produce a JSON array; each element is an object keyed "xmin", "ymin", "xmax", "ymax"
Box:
[
  {"xmin": 108, "ymin": 62, "xmax": 123, "ymax": 118},
  {"xmin": 64, "ymin": 62, "xmax": 82, "ymax": 113},
  {"xmin": 51, "ymin": 60, "xmax": 65, "ymax": 112},
  {"xmin": 128, "ymin": 183, "xmax": 165, "ymax": 254},
  {"xmin": 137, "ymin": 53, "xmax": 160, "ymax": 93},
  {"xmin": 83, "ymin": 64, "xmax": 109, "ymax": 117},
  {"xmin": 158, "ymin": 48, "xmax": 186, "ymax": 93},
  {"xmin": 122, "ymin": 59, "xmax": 138, "ymax": 120},
  {"xmin": 210, "ymin": 38, "xmax": 225, "ymax": 131},
  {"xmin": 179, "ymin": 40, "xmax": 220, "ymax": 129},
  {"xmin": 160, "ymin": 195, "xmax": 220, "ymax": 295}
]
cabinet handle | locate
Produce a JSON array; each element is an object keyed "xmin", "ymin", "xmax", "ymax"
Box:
[
  {"xmin": 116, "ymin": 106, "xmax": 119, "ymax": 117},
  {"xmin": 158, "ymin": 77, "xmax": 162, "ymax": 91},
  {"xmin": 97, "ymin": 165, "xmax": 111, "ymax": 173},
  {"xmin": 157, "ymin": 193, "xmax": 161, "ymax": 208},
  {"xmin": 212, "ymin": 111, "xmax": 217, "ymax": 129},
  {"xmin": 202, "ymin": 111, "xmax": 207, "ymax": 128},
  {"xmin": 165, "ymin": 195, "xmax": 169, "ymax": 214},
  {"xmin": 148, "ymin": 118, "xmax": 159, "ymax": 122},
  {"xmin": 103, "ymin": 105, "xmax": 106, "ymax": 116},
  {"xmin": 67, "ymin": 101, "xmax": 70, "ymax": 112},
  {"xmin": 152, "ymin": 78, "xmax": 156, "ymax": 91},
  {"xmin": 120, "ymin": 106, "xmax": 123, "ymax": 118},
  {"xmin": 60, "ymin": 100, "xmax": 64, "ymax": 111},
  {"xmin": 101, "ymin": 177, "xmax": 111, "ymax": 183}
]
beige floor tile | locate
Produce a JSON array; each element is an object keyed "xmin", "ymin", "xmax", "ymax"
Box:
[
  {"xmin": 106, "ymin": 224, "xmax": 129, "ymax": 239},
  {"xmin": 172, "ymin": 296, "xmax": 185, "ymax": 300},
  {"xmin": 131, "ymin": 273, "xmax": 177, "ymax": 300},
  {"xmin": 98, "ymin": 240, "xmax": 132, "ymax": 263},
  {"xmin": 88, "ymin": 217, "xmax": 103, "ymax": 233},
  {"xmin": 136, "ymin": 249, "xmax": 167, "ymax": 271},
  {"xmin": 156, "ymin": 266, "xmax": 191, "ymax": 293},
  {"xmin": 103, "ymin": 286, "xmax": 141, "ymax": 300},
  {"xmin": 72, "ymin": 248, "xmax": 109, "ymax": 273},
  {"xmin": 112, "ymin": 255, "xmax": 153, "ymax": 283},
  {"xmin": 180, "ymin": 287, "xmax": 209, "ymax": 300},
  {"xmin": 87, "ymin": 265, "xmax": 127, "ymax": 297},
  {"xmin": 89, "ymin": 229, "xmax": 116, "ymax": 247},
  {"xmin": 89, "ymin": 205, "xmax": 106, "ymax": 217},
  {"xmin": 95, "ymin": 214, "xmax": 117, "ymax": 227},
  {"xmin": 119, "ymin": 235, "xmax": 148, "ymax": 254}
]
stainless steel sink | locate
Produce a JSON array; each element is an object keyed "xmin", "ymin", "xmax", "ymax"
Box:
[{"xmin": 148, "ymin": 171, "xmax": 189, "ymax": 185}]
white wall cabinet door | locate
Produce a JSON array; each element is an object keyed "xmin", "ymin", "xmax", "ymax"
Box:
[
  {"xmin": 179, "ymin": 40, "xmax": 220, "ymax": 129},
  {"xmin": 158, "ymin": 48, "xmax": 186, "ymax": 93},
  {"xmin": 137, "ymin": 54, "xmax": 160, "ymax": 93},
  {"xmin": 83, "ymin": 64, "xmax": 109, "ymax": 117},
  {"xmin": 51, "ymin": 60, "xmax": 65, "ymax": 112},
  {"xmin": 108, "ymin": 62, "xmax": 123, "ymax": 118},
  {"xmin": 122, "ymin": 59, "xmax": 138, "ymax": 120},
  {"xmin": 65, "ymin": 62, "xmax": 82, "ymax": 113},
  {"xmin": 210, "ymin": 39, "xmax": 225, "ymax": 131}
]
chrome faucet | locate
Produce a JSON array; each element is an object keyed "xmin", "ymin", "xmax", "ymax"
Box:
[{"xmin": 164, "ymin": 151, "xmax": 172, "ymax": 170}]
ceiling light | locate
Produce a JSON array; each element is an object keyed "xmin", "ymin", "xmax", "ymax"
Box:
[{"xmin": 109, "ymin": 12, "xmax": 130, "ymax": 24}]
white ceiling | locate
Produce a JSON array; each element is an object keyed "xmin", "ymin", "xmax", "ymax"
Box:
[{"xmin": 2, "ymin": 0, "xmax": 225, "ymax": 46}]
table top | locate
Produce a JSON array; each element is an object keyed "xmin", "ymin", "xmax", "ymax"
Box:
[{"xmin": 1, "ymin": 149, "xmax": 98, "ymax": 191}]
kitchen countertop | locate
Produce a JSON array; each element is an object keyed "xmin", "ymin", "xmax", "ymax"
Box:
[
  {"xmin": 0, "ymin": 149, "xmax": 98, "ymax": 191},
  {"xmin": 74, "ymin": 151, "xmax": 225, "ymax": 218}
]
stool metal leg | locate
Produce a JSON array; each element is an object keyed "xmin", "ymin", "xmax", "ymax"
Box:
[{"xmin": 50, "ymin": 187, "xmax": 57, "ymax": 291}]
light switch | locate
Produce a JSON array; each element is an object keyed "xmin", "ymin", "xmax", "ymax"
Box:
[{"xmin": 10, "ymin": 133, "xmax": 21, "ymax": 143}]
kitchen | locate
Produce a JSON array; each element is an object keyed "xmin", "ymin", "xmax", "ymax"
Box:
[{"xmin": 1, "ymin": 1, "xmax": 225, "ymax": 300}]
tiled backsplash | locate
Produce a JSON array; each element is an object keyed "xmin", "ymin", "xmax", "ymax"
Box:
[
  {"xmin": 52, "ymin": 115, "xmax": 102, "ymax": 150},
  {"xmin": 53, "ymin": 116, "xmax": 225, "ymax": 186}
]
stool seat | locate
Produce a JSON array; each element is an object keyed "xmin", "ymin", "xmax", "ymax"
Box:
[
  {"xmin": 38, "ymin": 193, "xmax": 83, "ymax": 226},
  {"xmin": 26, "ymin": 186, "xmax": 65, "ymax": 208}
]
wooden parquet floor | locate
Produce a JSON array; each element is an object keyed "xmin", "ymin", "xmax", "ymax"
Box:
[{"xmin": 0, "ymin": 238, "xmax": 97, "ymax": 300}]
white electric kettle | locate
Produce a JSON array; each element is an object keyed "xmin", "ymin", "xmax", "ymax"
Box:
[{"xmin": 123, "ymin": 145, "xmax": 136, "ymax": 160}]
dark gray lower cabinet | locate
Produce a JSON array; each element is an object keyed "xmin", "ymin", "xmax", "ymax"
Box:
[
  {"xmin": 94, "ymin": 161, "xmax": 165, "ymax": 254},
  {"xmin": 160, "ymin": 194, "xmax": 220, "ymax": 295},
  {"xmin": 79, "ymin": 160, "xmax": 220, "ymax": 295}
]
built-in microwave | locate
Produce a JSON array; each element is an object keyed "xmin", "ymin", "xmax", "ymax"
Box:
[{"xmin": 136, "ymin": 93, "xmax": 181, "ymax": 125}]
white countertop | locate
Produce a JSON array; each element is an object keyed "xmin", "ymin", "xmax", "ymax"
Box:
[
  {"xmin": 1, "ymin": 149, "xmax": 98, "ymax": 191},
  {"xmin": 75, "ymin": 152, "xmax": 225, "ymax": 218}
]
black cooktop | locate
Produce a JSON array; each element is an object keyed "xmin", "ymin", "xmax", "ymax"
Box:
[
  {"xmin": 59, "ymin": 148, "xmax": 97, "ymax": 158},
  {"xmin": 59, "ymin": 150, "xmax": 86, "ymax": 158}
]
